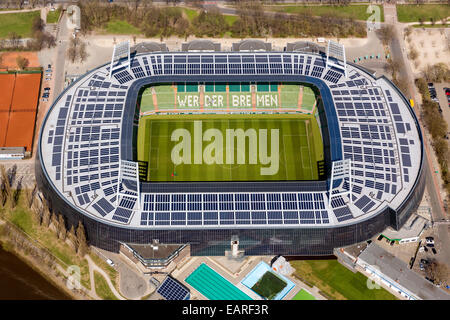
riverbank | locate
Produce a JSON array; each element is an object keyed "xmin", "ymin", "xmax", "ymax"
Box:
[
  {"xmin": 0, "ymin": 241, "xmax": 71, "ymax": 299},
  {"xmin": 0, "ymin": 222, "xmax": 87, "ymax": 300}
]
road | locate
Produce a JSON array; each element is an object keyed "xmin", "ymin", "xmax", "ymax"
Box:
[{"xmin": 384, "ymin": 4, "xmax": 450, "ymax": 266}]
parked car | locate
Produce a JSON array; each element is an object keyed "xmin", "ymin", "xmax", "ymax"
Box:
[
  {"xmin": 377, "ymin": 235, "xmax": 383, "ymax": 241},
  {"xmin": 42, "ymin": 98, "xmax": 48, "ymax": 102},
  {"xmin": 45, "ymin": 77, "xmax": 51, "ymax": 81},
  {"xmin": 106, "ymin": 259, "xmax": 115, "ymax": 267},
  {"xmin": 426, "ymin": 243, "xmax": 435, "ymax": 248},
  {"xmin": 432, "ymin": 248, "xmax": 437, "ymax": 255},
  {"xmin": 424, "ymin": 246, "xmax": 429, "ymax": 252},
  {"xmin": 44, "ymin": 87, "xmax": 50, "ymax": 92},
  {"xmin": 426, "ymin": 237, "xmax": 434, "ymax": 244},
  {"xmin": 390, "ymin": 240, "xmax": 395, "ymax": 246},
  {"xmin": 48, "ymin": 64, "xmax": 52, "ymax": 69}
]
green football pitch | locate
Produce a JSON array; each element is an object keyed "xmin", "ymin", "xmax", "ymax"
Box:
[
  {"xmin": 292, "ymin": 289, "xmax": 316, "ymax": 300},
  {"xmin": 137, "ymin": 113, "xmax": 324, "ymax": 182}
]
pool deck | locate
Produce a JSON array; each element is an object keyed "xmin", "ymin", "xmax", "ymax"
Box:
[
  {"xmin": 171, "ymin": 255, "xmax": 327, "ymax": 301},
  {"xmin": 240, "ymin": 261, "xmax": 296, "ymax": 300}
]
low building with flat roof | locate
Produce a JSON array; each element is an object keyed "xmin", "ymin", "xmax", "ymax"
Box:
[
  {"xmin": 232, "ymin": 40, "xmax": 271, "ymax": 52},
  {"xmin": 0, "ymin": 147, "xmax": 25, "ymax": 160},
  {"xmin": 182, "ymin": 40, "xmax": 220, "ymax": 52},
  {"xmin": 356, "ymin": 243, "xmax": 450, "ymax": 300},
  {"xmin": 131, "ymin": 42, "xmax": 168, "ymax": 54},
  {"xmin": 120, "ymin": 241, "xmax": 189, "ymax": 269},
  {"xmin": 285, "ymin": 41, "xmax": 325, "ymax": 54}
]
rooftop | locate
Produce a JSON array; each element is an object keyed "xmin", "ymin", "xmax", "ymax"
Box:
[
  {"xmin": 358, "ymin": 243, "xmax": 450, "ymax": 300},
  {"xmin": 38, "ymin": 50, "xmax": 423, "ymax": 230}
]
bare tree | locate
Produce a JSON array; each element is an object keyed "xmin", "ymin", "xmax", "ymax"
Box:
[
  {"xmin": 16, "ymin": 56, "xmax": 29, "ymax": 70},
  {"xmin": 10, "ymin": 176, "xmax": 22, "ymax": 209},
  {"xmin": 68, "ymin": 225, "xmax": 77, "ymax": 250},
  {"xmin": 425, "ymin": 259, "xmax": 449, "ymax": 285},
  {"xmin": 79, "ymin": 41, "xmax": 88, "ymax": 63},
  {"xmin": 376, "ymin": 25, "xmax": 394, "ymax": 46},
  {"xmin": 8, "ymin": 31, "xmax": 21, "ymax": 49},
  {"xmin": 58, "ymin": 214, "xmax": 67, "ymax": 240},
  {"xmin": 0, "ymin": 165, "xmax": 10, "ymax": 207},
  {"xmin": 42, "ymin": 206, "xmax": 51, "ymax": 227},
  {"xmin": 76, "ymin": 221, "xmax": 89, "ymax": 257}
]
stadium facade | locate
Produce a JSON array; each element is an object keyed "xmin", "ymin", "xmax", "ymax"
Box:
[{"xmin": 36, "ymin": 46, "xmax": 425, "ymax": 255}]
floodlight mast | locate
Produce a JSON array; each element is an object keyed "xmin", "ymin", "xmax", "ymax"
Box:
[
  {"xmin": 116, "ymin": 160, "xmax": 141, "ymax": 211},
  {"xmin": 328, "ymin": 159, "xmax": 352, "ymax": 208},
  {"xmin": 326, "ymin": 40, "xmax": 347, "ymax": 78},
  {"xmin": 109, "ymin": 41, "xmax": 131, "ymax": 79}
]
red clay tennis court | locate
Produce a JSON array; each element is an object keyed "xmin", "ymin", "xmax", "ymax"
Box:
[
  {"xmin": 0, "ymin": 74, "xmax": 15, "ymax": 110},
  {"xmin": 0, "ymin": 71, "xmax": 41, "ymax": 152}
]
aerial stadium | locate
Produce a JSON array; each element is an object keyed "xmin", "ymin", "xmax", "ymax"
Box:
[{"xmin": 36, "ymin": 40, "xmax": 426, "ymax": 256}]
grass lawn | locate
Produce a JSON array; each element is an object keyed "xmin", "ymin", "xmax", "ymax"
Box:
[
  {"xmin": 251, "ymin": 271, "xmax": 287, "ymax": 300},
  {"xmin": 137, "ymin": 113, "xmax": 324, "ymax": 182},
  {"xmin": 397, "ymin": 4, "xmax": 450, "ymax": 23},
  {"xmin": 94, "ymin": 271, "xmax": 118, "ymax": 300},
  {"xmin": 0, "ymin": 10, "xmax": 41, "ymax": 38},
  {"xmin": 103, "ymin": 19, "xmax": 141, "ymax": 35},
  {"xmin": 182, "ymin": 7, "xmax": 199, "ymax": 22},
  {"xmin": 292, "ymin": 289, "xmax": 316, "ymax": 300},
  {"xmin": 89, "ymin": 253, "xmax": 118, "ymax": 289},
  {"xmin": 1, "ymin": 192, "xmax": 91, "ymax": 290},
  {"xmin": 265, "ymin": 4, "xmax": 384, "ymax": 22},
  {"xmin": 46, "ymin": 8, "xmax": 61, "ymax": 24},
  {"xmin": 412, "ymin": 23, "xmax": 450, "ymax": 28},
  {"xmin": 291, "ymin": 260, "xmax": 397, "ymax": 300},
  {"xmin": 224, "ymin": 14, "xmax": 237, "ymax": 26}
]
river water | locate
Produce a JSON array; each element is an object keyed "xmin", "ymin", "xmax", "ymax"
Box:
[{"xmin": 0, "ymin": 245, "xmax": 71, "ymax": 300}]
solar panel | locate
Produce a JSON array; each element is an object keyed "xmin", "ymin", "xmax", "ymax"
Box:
[{"xmin": 157, "ymin": 276, "xmax": 189, "ymax": 300}]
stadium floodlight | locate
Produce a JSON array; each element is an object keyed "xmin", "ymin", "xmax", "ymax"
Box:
[
  {"xmin": 328, "ymin": 159, "xmax": 352, "ymax": 208},
  {"xmin": 109, "ymin": 41, "xmax": 131, "ymax": 79},
  {"xmin": 326, "ymin": 40, "xmax": 347, "ymax": 78},
  {"xmin": 116, "ymin": 160, "xmax": 140, "ymax": 211}
]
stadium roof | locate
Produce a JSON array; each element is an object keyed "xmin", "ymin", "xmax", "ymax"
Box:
[{"xmin": 39, "ymin": 51, "xmax": 423, "ymax": 230}]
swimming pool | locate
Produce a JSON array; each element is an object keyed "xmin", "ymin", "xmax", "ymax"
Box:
[{"xmin": 185, "ymin": 263, "xmax": 252, "ymax": 300}]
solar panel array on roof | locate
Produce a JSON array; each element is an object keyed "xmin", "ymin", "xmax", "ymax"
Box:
[
  {"xmin": 157, "ymin": 276, "xmax": 190, "ymax": 300},
  {"xmin": 41, "ymin": 51, "xmax": 421, "ymax": 229}
]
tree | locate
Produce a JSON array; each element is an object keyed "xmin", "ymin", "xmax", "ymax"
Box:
[
  {"xmin": 32, "ymin": 16, "xmax": 45, "ymax": 34},
  {"xmin": 67, "ymin": 37, "xmax": 80, "ymax": 63},
  {"xmin": 425, "ymin": 259, "xmax": 449, "ymax": 285},
  {"xmin": 16, "ymin": 56, "xmax": 29, "ymax": 70},
  {"xmin": 42, "ymin": 206, "xmax": 51, "ymax": 227},
  {"xmin": 57, "ymin": 214, "xmax": 67, "ymax": 240},
  {"xmin": 76, "ymin": 221, "xmax": 89, "ymax": 257},
  {"xmin": 376, "ymin": 25, "xmax": 394, "ymax": 46},
  {"xmin": 10, "ymin": 176, "xmax": 22, "ymax": 209},
  {"xmin": 67, "ymin": 46, "xmax": 77, "ymax": 63},
  {"xmin": 0, "ymin": 165, "xmax": 10, "ymax": 207},
  {"xmin": 8, "ymin": 31, "xmax": 21, "ymax": 48},
  {"xmin": 423, "ymin": 63, "xmax": 450, "ymax": 83},
  {"xmin": 408, "ymin": 46, "xmax": 419, "ymax": 61},
  {"xmin": 51, "ymin": 212, "xmax": 59, "ymax": 234},
  {"xmin": 68, "ymin": 225, "xmax": 77, "ymax": 250},
  {"xmin": 430, "ymin": 17, "xmax": 435, "ymax": 26},
  {"xmin": 25, "ymin": 184, "xmax": 36, "ymax": 208},
  {"xmin": 79, "ymin": 41, "xmax": 88, "ymax": 62}
]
